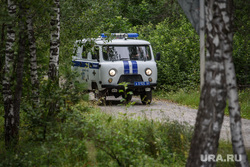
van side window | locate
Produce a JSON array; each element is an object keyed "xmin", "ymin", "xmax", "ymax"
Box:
[
  {"xmin": 82, "ymin": 45, "xmax": 88, "ymax": 59},
  {"xmin": 92, "ymin": 46, "xmax": 99, "ymax": 60},
  {"xmin": 73, "ymin": 42, "xmax": 83, "ymax": 58}
]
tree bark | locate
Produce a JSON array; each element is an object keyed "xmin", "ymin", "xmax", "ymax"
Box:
[
  {"xmin": 45, "ymin": 0, "xmax": 60, "ymax": 133},
  {"xmin": 223, "ymin": 0, "xmax": 249, "ymax": 166},
  {"xmin": 27, "ymin": 9, "xmax": 39, "ymax": 107},
  {"xmin": 3, "ymin": 0, "xmax": 17, "ymax": 148},
  {"xmin": 0, "ymin": 23, "xmax": 5, "ymax": 76},
  {"xmin": 186, "ymin": 0, "xmax": 228, "ymax": 166},
  {"xmin": 12, "ymin": 2, "xmax": 26, "ymax": 147},
  {"xmin": 186, "ymin": 0, "xmax": 249, "ymax": 166},
  {"xmin": 48, "ymin": 0, "xmax": 60, "ymax": 81}
]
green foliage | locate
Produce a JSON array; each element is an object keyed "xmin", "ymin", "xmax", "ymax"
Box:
[
  {"xmin": 21, "ymin": 67, "xmax": 87, "ymax": 140},
  {"xmin": 233, "ymin": 0, "xmax": 250, "ymax": 87},
  {"xmin": 77, "ymin": 108, "xmax": 193, "ymax": 166},
  {"xmin": 238, "ymin": 89, "xmax": 250, "ymax": 119},
  {"xmin": 119, "ymin": 0, "xmax": 182, "ymax": 26},
  {"xmin": 233, "ymin": 32, "xmax": 250, "ymax": 87},
  {"xmin": 0, "ymin": 102, "xmax": 91, "ymax": 167}
]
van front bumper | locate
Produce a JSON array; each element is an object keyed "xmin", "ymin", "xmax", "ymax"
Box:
[{"xmin": 101, "ymin": 83, "xmax": 157, "ymax": 89}]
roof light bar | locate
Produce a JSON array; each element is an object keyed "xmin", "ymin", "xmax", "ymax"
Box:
[
  {"xmin": 127, "ymin": 33, "xmax": 139, "ymax": 38},
  {"xmin": 100, "ymin": 33, "xmax": 139, "ymax": 39}
]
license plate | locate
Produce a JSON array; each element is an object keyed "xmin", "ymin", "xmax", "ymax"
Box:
[{"xmin": 134, "ymin": 81, "xmax": 150, "ymax": 86}]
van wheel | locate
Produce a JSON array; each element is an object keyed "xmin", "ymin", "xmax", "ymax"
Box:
[
  {"xmin": 122, "ymin": 94, "xmax": 132, "ymax": 103},
  {"xmin": 140, "ymin": 90, "xmax": 152, "ymax": 105},
  {"xmin": 98, "ymin": 96, "xmax": 106, "ymax": 105},
  {"xmin": 95, "ymin": 90, "xmax": 106, "ymax": 105}
]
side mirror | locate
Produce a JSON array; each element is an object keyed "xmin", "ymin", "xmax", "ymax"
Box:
[{"xmin": 156, "ymin": 52, "xmax": 161, "ymax": 61}]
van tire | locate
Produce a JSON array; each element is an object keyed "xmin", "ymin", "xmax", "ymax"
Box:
[
  {"xmin": 140, "ymin": 90, "xmax": 152, "ymax": 105},
  {"xmin": 122, "ymin": 94, "xmax": 132, "ymax": 103},
  {"xmin": 95, "ymin": 90, "xmax": 106, "ymax": 105}
]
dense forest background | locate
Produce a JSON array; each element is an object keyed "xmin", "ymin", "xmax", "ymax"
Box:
[{"xmin": 0, "ymin": 0, "xmax": 249, "ymax": 166}]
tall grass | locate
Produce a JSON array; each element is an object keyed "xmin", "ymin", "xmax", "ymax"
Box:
[
  {"xmin": 238, "ymin": 89, "xmax": 250, "ymax": 119},
  {"xmin": 154, "ymin": 88, "xmax": 250, "ymax": 120}
]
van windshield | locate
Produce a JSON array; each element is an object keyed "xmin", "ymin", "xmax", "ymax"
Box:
[{"xmin": 102, "ymin": 45, "xmax": 152, "ymax": 61}]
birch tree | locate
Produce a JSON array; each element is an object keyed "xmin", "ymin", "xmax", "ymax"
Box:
[
  {"xmin": 3, "ymin": 0, "xmax": 17, "ymax": 148},
  {"xmin": 11, "ymin": 2, "xmax": 26, "ymax": 148},
  {"xmin": 48, "ymin": 0, "xmax": 60, "ymax": 81},
  {"xmin": 0, "ymin": 23, "xmax": 5, "ymax": 80},
  {"xmin": 46, "ymin": 0, "xmax": 60, "ymax": 124},
  {"xmin": 186, "ymin": 0, "xmax": 249, "ymax": 166},
  {"xmin": 0, "ymin": 1, "xmax": 7, "ymax": 76},
  {"xmin": 27, "ymin": 9, "xmax": 39, "ymax": 107},
  {"xmin": 223, "ymin": 0, "xmax": 249, "ymax": 166}
]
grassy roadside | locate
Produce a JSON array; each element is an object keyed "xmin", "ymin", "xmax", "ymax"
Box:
[
  {"xmin": 154, "ymin": 88, "xmax": 250, "ymax": 120},
  {"xmin": 0, "ymin": 99, "xmax": 249, "ymax": 166},
  {"xmin": 0, "ymin": 101, "xmax": 192, "ymax": 166}
]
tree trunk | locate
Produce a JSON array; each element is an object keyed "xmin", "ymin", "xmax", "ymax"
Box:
[
  {"xmin": 186, "ymin": 0, "xmax": 228, "ymax": 166},
  {"xmin": 186, "ymin": 0, "xmax": 249, "ymax": 166},
  {"xmin": 12, "ymin": 2, "xmax": 26, "ymax": 147},
  {"xmin": 0, "ymin": 23, "xmax": 5, "ymax": 78},
  {"xmin": 3, "ymin": 0, "xmax": 17, "ymax": 148},
  {"xmin": 48, "ymin": 0, "xmax": 60, "ymax": 81},
  {"xmin": 225, "ymin": 40, "xmax": 250, "ymax": 167},
  {"xmin": 223, "ymin": 0, "xmax": 249, "ymax": 166},
  {"xmin": 27, "ymin": 9, "xmax": 39, "ymax": 107},
  {"xmin": 44, "ymin": 0, "xmax": 60, "ymax": 137}
]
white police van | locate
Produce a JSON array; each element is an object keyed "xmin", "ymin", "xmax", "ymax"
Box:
[{"xmin": 72, "ymin": 33, "xmax": 159, "ymax": 104}]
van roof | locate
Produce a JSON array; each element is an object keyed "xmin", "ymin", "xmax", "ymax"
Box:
[{"xmin": 76, "ymin": 38, "xmax": 151, "ymax": 46}]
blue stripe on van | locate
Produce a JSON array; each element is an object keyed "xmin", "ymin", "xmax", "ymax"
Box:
[
  {"xmin": 72, "ymin": 61, "xmax": 99, "ymax": 69},
  {"xmin": 123, "ymin": 61, "xmax": 130, "ymax": 74},
  {"xmin": 131, "ymin": 61, "xmax": 138, "ymax": 74}
]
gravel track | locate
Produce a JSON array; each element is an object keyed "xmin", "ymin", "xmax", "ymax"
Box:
[{"xmin": 93, "ymin": 94, "xmax": 250, "ymax": 149}]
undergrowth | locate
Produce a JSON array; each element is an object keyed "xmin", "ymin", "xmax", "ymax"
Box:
[{"xmin": 0, "ymin": 100, "xmax": 193, "ymax": 167}]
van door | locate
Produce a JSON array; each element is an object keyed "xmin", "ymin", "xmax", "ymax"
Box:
[{"xmin": 88, "ymin": 46, "xmax": 100, "ymax": 90}]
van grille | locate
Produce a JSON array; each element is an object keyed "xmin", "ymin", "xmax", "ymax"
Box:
[{"xmin": 118, "ymin": 74, "xmax": 143, "ymax": 84}]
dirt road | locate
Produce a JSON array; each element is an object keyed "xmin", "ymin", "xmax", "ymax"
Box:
[{"xmin": 94, "ymin": 95, "xmax": 250, "ymax": 149}]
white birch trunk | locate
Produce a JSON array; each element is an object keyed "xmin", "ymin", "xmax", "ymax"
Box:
[
  {"xmin": 3, "ymin": 0, "xmax": 16, "ymax": 147},
  {"xmin": 0, "ymin": 23, "xmax": 6, "ymax": 74},
  {"xmin": 222, "ymin": 1, "xmax": 249, "ymax": 166},
  {"xmin": 48, "ymin": 0, "xmax": 60, "ymax": 81},
  {"xmin": 27, "ymin": 9, "xmax": 40, "ymax": 107},
  {"xmin": 186, "ymin": 0, "xmax": 228, "ymax": 166},
  {"xmin": 225, "ymin": 49, "xmax": 250, "ymax": 167},
  {"xmin": 187, "ymin": 0, "xmax": 249, "ymax": 166}
]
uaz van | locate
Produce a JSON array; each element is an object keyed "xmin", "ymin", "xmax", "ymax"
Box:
[{"xmin": 72, "ymin": 33, "xmax": 159, "ymax": 104}]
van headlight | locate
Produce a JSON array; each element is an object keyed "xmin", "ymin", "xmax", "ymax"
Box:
[
  {"xmin": 109, "ymin": 69, "xmax": 116, "ymax": 77},
  {"xmin": 145, "ymin": 68, "xmax": 152, "ymax": 76}
]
